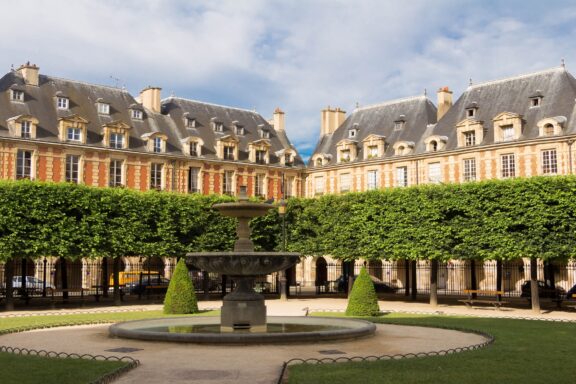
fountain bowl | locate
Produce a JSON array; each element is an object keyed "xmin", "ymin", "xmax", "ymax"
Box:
[
  {"xmin": 109, "ymin": 316, "xmax": 376, "ymax": 344},
  {"xmin": 187, "ymin": 252, "xmax": 300, "ymax": 276}
]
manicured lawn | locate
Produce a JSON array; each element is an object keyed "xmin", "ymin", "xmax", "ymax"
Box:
[
  {"xmin": 288, "ymin": 313, "xmax": 576, "ymax": 384},
  {"xmin": 0, "ymin": 309, "xmax": 218, "ymax": 384}
]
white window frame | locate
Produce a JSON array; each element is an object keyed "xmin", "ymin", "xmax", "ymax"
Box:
[
  {"xmin": 255, "ymin": 174, "xmax": 266, "ymax": 197},
  {"xmin": 16, "ymin": 149, "xmax": 33, "ymax": 180},
  {"xmin": 255, "ymin": 150, "xmax": 267, "ymax": 164},
  {"xmin": 150, "ymin": 163, "xmax": 163, "ymax": 190},
  {"xmin": 188, "ymin": 167, "xmax": 200, "ymax": 193},
  {"xmin": 21, "ymin": 121, "xmax": 31, "ymax": 139},
  {"xmin": 109, "ymin": 159, "xmax": 124, "ymax": 187},
  {"xmin": 131, "ymin": 109, "xmax": 143, "ymax": 120},
  {"xmin": 464, "ymin": 131, "xmax": 476, "ymax": 147},
  {"xmin": 153, "ymin": 137, "xmax": 163, "ymax": 153},
  {"xmin": 67, "ymin": 127, "xmax": 82, "ymax": 142},
  {"xmin": 339, "ymin": 173, "xmax": 351, "ymax": 193},
  {"xmin": 285, "ymin": 176, "xmax": 294, "ymax": 198},
  {"xmin": 501, "ymin": 125, "xmax": 515, "ymax": 141},
  {"xmin": 314, "ymin": 176, "xmax": 324, "ymax": 195},
  {"xmin": 97, "ymin": 102, "xmax": 110, "ymax": 115},
  {"xmin": 65, "ymin": 154, "xmax": 81, "ymax": 184},
  {"xmin": 223, "ymin": 171, "xmax": 235, "ymax": 195},
  {"xmin": 428, "ymin": 162, "xmax": 441, "ymax": 184},
  {"xmin": 396, "ymin": 166, "xmax": 408, "ymax": 187},
  {"xmin": 463, "ymin": 158, "xmax": 477, "ymax": 182},
  {"xmin": 110, "ymin": 133, "xmax": 124, "ymax": 149},
  {"xmin": 367, "ymin": 170, "xmax": 378, "ymax": 191},
  {"xmin": 11, "ymin": 90, "xmax": 24, "ymax": 102},
  {"xmin": 190, "ymin": 142, "xmax": 198, "ymax": 157},
  {"xmin": 57, "ymin": 97, "xmax": 69, "ymax": 110},
  {"xmin": 223, "ymin": 146, "xmax": 235, "ymax": 160},
  {"xmin": 541, "ymin": 149, "xmax": 558, "ymax": 175},
  {"xmin": 501, "ymin": 154, "xmax": 516, "ymax": 178}
]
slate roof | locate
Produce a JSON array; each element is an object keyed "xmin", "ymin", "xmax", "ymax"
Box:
[
  {"xmin": 431, "ymin": 66, "xmax": 576, "ymax": 149},
  {"xmin": 0, "ymin": 69, "xmax": 303, "ymax": 166},
  {"xmin": 309, "ymin": 96, "xmax": 437, "ymax": 166}
]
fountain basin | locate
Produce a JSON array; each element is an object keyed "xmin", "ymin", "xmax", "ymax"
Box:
[
  {"xmin": 109, "ymin": 316, "xmax": 376, "ymax": 344},
  {"xmin": 187, "ymin": 252, "xmax": 300, "ymax": 276}
]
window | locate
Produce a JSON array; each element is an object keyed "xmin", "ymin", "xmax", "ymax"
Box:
[
  {"xmin": 109, "ymin": 160, "xmax": 123, "ymax": 187},
  {"xmin": 255, "ymin": 150, "xmax": 267, "ymax": 164},
  {"xmin": 255, "ymin": 174, "xmax": 265, "ymax": 197},
  {"xmin": 65, "ymin": 155, "xmax": 80, "ymax": 184},
  {"xmin": 349, "ymin": 129, "xmax": 357, "ymax": 138},
  {"xmin": 314, "ymin": 176, "xmax": 324, "ymax": 195},
  {"xmin": 542, "ymin": 149, "xmax": 558, "ymax": 174},
  {"xmin": 396, "ymin": 166, "xmax": 408, "ymax": 187},
  {"xmin": 97, "ymin": 103, "xmax": 110, "ymax": 115},
  {"xmin": 223, "ymin": 146, "xmax": 235, "ymax": 160},
  {"xmin": 394, "ymin": 121, "xmax": 404, "ymax": 131},
  {"xmin": 150, "ymin": 163, "xmax": 163, "ymax": 190},
  {"xmin": 214, "ymin": 122, "xmax": 224, "ymax": 132},
  {"xmin": 428, "ymin": 162, "xmax": 441, "ymax": 184},
  {"xmin": 21, "ymin": 121, "xmax": 31, "ymax": 138},
  {"xmin": 340, "ymin": 173, "xmax": 351, "ymax": 192},
  {"xmin": 188, "ymin": 167, "xmax": 200, "ymax": 193},
  {"xmin": 223, "ymin": 171, "xmax": 234, "ymax": 195},
  {"xmin": 463, "ymin": 158, "xmax": 477, "ymax": 181},
  {"xmin": 284, "ymin": 176, "xmax": 294, "ymax": 198},
  {"xmin": 464, "ymin": 131, "xmax": 476, "ymax": 146},
  {"xmin": 316, "ymin": 158, "xmax": 323, "ymax": 166},
  {"xmin": 16, "ymin": 150, "xmax": 32, "ymax": 179},
  {"xmin": 466, "ymin": 108, "xmax": 476, "ymax": 118},
  {"xmin": 501, "ymin": 154, "xmax": 515, "ymax": 178},
  {"xmin": 235, "ymin": 126, "xmax": 245, "ymax": 135},
  {"xmin": 186, "ymin": 118, "xmax": 196, "ymax": 128},
  {"xmin": 67, "ymin": 127, "xmax": 81, "ymax": 142},
  {"xmin": 284, "ymin": 153, "xmax": 293, "ymax": 166},
  {"xmin": 368, "ymin": 146, "xmax": 378, "ymax": 158},
  {"xmin": 501, "ymin": 125, "xmax": 514, "ymax": 141},
  {"xmin": 367, "ymin": 170, "xmax": 378, "ymax": 190},
  {"xmin": 11, "ymin": 90, "xmax": 24, "ymax": 102},
  {"xmin": 153, "ymin": 137, "xmax": 162, "ymax": 153},
  {"xmin": 190, "ymin": 142, "xmax": 198, "ymax": 157},
  {"xmin": 430, "ymin": 140, "xmax": 438, "ymax": 152},
  {"xmin": 57, "ymin": 97, "xmax": 69, "ymax": 110},
  {"xmin": 531, "ymin": 97, "xmax": 541, "ymax": 107},
  {"xmin": 110, "ymin": 133, "xmax": 124, "ymax": 149},
  {"xmin": 340, "ymin": 150, "xmax": 351, "ymax": 162},
  {"xmin": 543, "ymin": 124, "xmax": 555, "ymax": 136},
  {"xmin": 260, "ymin": 129, "xmax": 270, "ymax": 139},
  {"xmin": 131, "ymin": 109, "xmax": 143, "ymax": 120}
]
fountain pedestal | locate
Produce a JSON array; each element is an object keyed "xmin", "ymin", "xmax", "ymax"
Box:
[{"xmin": 221, "ymin": 276, "xmax": 266, "ymax": 332}]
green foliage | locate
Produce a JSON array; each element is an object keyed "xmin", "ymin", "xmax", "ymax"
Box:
[
  {"xmin": 345, "ymin": 267, "xmax": 380, "ymax": 316},
  {"xmin": 163, "ymin": 258, "xmax": 198, "ymax": 314}
]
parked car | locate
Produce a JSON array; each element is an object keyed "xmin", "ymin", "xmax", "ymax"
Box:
[
  {"xmin": 8, "ymin": 276, "xmax": 54, "ymax": 294},
  {"xmin": 565, "ymin": 283, "xmax": 576, "ymax": 300},
  {"xmin": 125, "ymin": 276, "xmax": 170, "ymax": 295},
  {"xmin": 336, "ymin": 274, "xmax": 399, "ymax": 293},
  {"xmin": 520, "ymin": 280, "xmax": 565, "ymax": 299}
]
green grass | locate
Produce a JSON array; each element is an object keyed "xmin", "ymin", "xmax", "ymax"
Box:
[
  {"xmin": 0, "ymin": 309, "xmax": 218, "ymax": 384},
  {"xmin": 288, "ymin": 313, "xmax": 576, "ymax": 384}
]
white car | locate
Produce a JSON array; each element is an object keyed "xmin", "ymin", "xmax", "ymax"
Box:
[{"xmin": 10, "ymin": 276, "xmax": 55, "ymax": 293}]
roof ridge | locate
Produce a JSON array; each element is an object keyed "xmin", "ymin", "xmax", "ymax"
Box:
[
  {"xmin": 164, "ymin": 96, "xmax": 259, "ymax": 114},
  {"xmin": 43, "ymin": 75, "xmax": 128, "ymax": 93},
  {"xmin": 354, "ymin": 95, "xmax": 427, "ymax": 112},
  {"xmin": 467, "ymin": 66, "xmax": 565, "ymax": 90}
]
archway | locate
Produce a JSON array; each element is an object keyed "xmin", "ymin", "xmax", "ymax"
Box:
[{"xmin": 315, "ymin": 257, "xmax": 328, "ymax": 285}]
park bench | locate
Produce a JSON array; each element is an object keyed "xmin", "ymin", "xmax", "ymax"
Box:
[{"xmin": 459, "ymin": 290, "xmax": 508, "ymax": 310}]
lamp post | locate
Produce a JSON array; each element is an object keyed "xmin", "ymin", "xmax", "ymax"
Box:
[{"xmin": 278, "ymin": 199, "xmax": 288, "ymax": 301}]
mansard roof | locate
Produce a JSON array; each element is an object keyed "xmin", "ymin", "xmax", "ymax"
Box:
[
  {"xmin": 431, "ymin": 67, "xmax": 576, "ymax": 149},
  {"xmin": 309, "ymin": 95, "xmax": 437, "ymax": 166},
  {"xmin": 161, "ymin": 97, "xmax": 304, "ymax": 165}
]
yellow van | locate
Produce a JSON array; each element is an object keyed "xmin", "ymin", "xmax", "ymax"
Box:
[{"xmin": 109, "ymin": 271, "xmax": 161, "ymax": 286}]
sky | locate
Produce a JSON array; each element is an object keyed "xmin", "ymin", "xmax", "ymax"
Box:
[{"xmin": 2, "ymin": 0, "xmax": 576, "ymax": 160}]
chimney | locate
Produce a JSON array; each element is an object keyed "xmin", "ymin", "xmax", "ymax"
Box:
[
  {"xmin": 437, "ymin": 87, "xmax": 453, "ymax": 120},
  {"xmin": 17, "ymin": 62, "xmax": 40, "ymax": 86},
  {"xmin": 140, "ymin": 86, "xmax": 162, "ymax": 113},
  {"xmin": 272, "ymin": 107, "xmax": 285, "ymax": 133},
  {"xmin": 320, "ymin": 106, "xmax": 346, "ymax": 136}
]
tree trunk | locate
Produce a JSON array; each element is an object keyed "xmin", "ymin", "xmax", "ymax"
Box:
[
  {"xmin": 5, "ymin": 259, "xmax": 14, "ymax": 311},
  {"xmin": 202, "ymin": 270, "xmax": 210, "ymax": 301},
  {"xmin": 496, "ymin": 260, "xmax": 503, "ymax": 301},
  {"xmin": 530, "ymin": 257, "xmax": 540, "ymax": 313},
  {"xmin": 113, "ymin": 257, "xmax": 122, "ymax": 306},
  {"xmin": 430, "ymin": 259, "xmax": 438, "ymax": 307},
  {"xmin": 470, "ymin": 259, "xmax": 477, "ymax": 299},
  {"xmin": 60, "ymin": 257, "xmax": 68, "ymax": 301},
  {"xmin": 404, "ymin": 259, "xmax": 410, "ymax": 297},
  {"xmin": 101, "ymin": 257, "xmax": 109, "ymax": 298},
  {"xmin": 410, "ymin": 260, "xmax": 417, "ymax": 301}
]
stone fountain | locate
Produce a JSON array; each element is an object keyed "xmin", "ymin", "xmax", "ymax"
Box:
[
  {"xmin": 186, "ymin": 186, "xmax": 300, "ymax": 332},
  {"xmin": 109, "ymin": 186, "xmax": 375, "ymax": 344}
]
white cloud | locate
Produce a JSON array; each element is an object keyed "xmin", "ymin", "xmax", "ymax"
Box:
[{"xmin": 2, "ymin": 0, "xmax": 576, "ymax": 160}]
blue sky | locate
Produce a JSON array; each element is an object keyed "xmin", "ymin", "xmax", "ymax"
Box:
[{"xmin": 2, "ymin": 0, "xmax": 576, "ymax": 160}]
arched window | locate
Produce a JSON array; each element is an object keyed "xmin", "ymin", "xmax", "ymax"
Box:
[
  {"xmin": 543, "ymin": 123, "xmax": 555, "ymax": 136},
  {"xmin": 430, "ymin": 140, "xmax": 438, "ymax": 152},
  {"xmin": 316, "ymin": 158, "xmax": 323, "ymax": 166}
]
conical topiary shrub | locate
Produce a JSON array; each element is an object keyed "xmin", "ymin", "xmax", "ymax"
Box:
[
  {"xmin": 345, "ymin": 266, "xmax": 380, "ymax": 316},
  {"xmin": 163, "ymin": 258, "xmax": 199, "ymax": 314}
]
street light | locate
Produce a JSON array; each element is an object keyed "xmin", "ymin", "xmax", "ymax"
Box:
[{"xmin": 278, "ymin": 199, "xmax": 287, "ymax": 300}]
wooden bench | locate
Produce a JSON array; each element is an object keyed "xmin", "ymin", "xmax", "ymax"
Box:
[{"xmin": 459, "ymin": 290, "xmax": 508, "ymax": 310}]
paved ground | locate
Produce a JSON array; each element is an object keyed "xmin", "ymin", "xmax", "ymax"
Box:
[{"xmin": 1, "ymin": 298, "xmax": 575, "ymax": 384}]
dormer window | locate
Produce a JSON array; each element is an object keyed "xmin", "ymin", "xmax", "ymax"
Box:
[
  {"xmin": 316, "ymin": 158, "xmax": 323, "ymax": 166},
  {"xmin": 21, "ymin": 121, "xmax": 31, "ymax": 138},
  {"xmin": 530, "ymin": 91, "xmax": 543, "ymax": 108},
  {"xmin": 501, "ymin": 125, "xmax": 514, "ymax": 141},
  {"xmin": 393, "ymin": 141, "xmax": 415, "ymax": 156},
  {"xmin": 340, "ymin": 149, "xmax": 351, "ymax": 162},
  {"xmin": 394, "ymin": 116, "xmax": 406, "ymax": 131},
  {"xmin": 67, "ymin": 127, "xmax": 82, "ymax": 142},
  {"xmin": 57, "ymin": 96, "xmax": 69, "ymax": 110},
  {"xmin": 255, "ymin": 150, "xmax": 267, "ymax": 164},
  {"xmin": 235, "ymin": 125, "xmax": 245, "ymax": 135},
  {"xmin": 349, "ymin": 124, "xmax": 359, "ymax": 138},
  {"xmin": 543, "ymin": 123, "xmax": 554, "ymax": 136},
  {"xmin": 190, "ymin": 142, "xmax": 198, "ymax": 157},
  {"xmin": 537, "ymin": 116, "xmax": 566, "ymax": 137},
  {"xmin": 430, "ymin": 141, "xmax": 438, "ymax": 151},
  {"xmin": 153, "ymin": 137, "xmax": 162, "ymax": 153},
  {"xmin": 186, "ymin": 117, "xmax": 196, "ymax": 128},
  {"xmin": 466, "ymin": 108, "xmax": 476, "ymax": 118},
  {"xmin": 10, "ymin": 89, "xmax": 24, "ymax": 102},
  {"xmin": 212, "ymin": 118, "xmax": 224, "ymax": 132},
  {"xmin": 284, "ymin": 153, "xmax": 293, "ymax": 166},
  {"xmin": 97, "ymin": 101, "xmax": 110, "ymax": 115},
  {"xmin": 223, "ymin": 145, "xmax": 235, "ymax": 160},
  {"xmin": 131, "ymin": 109, "xmax": 143, "ymax": 120},
  {"xmin": 110, "ymin": 132, "xmax": 124, "ymax": 149},
  {"xmin": 368, "ymin": 145, "xmax": 378, "ymax": 158},
  {"xmin": 464, "ymin": 131, "xmax": 476, "ymax": 146}
]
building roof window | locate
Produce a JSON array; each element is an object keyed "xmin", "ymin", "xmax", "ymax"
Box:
[
  {"xmin": 96, "ymin": 100, "xmax": 110, "ymax": 115},
  {"xmin": 10, "ymin": 89, "xmax": 24, "ymax": 102},
  {"xmin": 186, "ymin": 117, "xmax": 196, "ymax": 128},
  {"xmin": 394, "ymin": 116, "xmax": 406, "ymax": 131},
  {"xmin": 530, "ymin": 90, "xmax": 543, "ymax": 108},
  {"xmin": 57, "ymin": 96, "xmax": 69, "ymax": 110}
]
